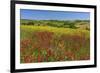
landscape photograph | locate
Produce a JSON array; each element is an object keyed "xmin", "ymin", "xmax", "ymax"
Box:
[{"xmin": 20, "ymin": 9, "xmax": 90, "ymax": 63}]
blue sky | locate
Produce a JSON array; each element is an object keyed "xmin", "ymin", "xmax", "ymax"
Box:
[{"xmin": 20, "ymin": 9, "xmax": 90, "ymax": 20}]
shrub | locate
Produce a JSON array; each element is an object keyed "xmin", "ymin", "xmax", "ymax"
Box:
[{"xmin": 27, "ymin": 22, "xmax": 34, "ymax": 25}]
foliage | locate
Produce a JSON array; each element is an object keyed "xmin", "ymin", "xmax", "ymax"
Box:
[{"xmin": 20, "ymin": 19, "xmax": 90, "ymax": 29}]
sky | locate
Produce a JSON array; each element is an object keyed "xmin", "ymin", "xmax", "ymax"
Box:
[{"xmin": 20, "ymin": 9, "xmax": 90, "ymax": 20}]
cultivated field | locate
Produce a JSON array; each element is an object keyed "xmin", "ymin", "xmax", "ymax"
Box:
[{"xmin": 20, "ymin": 20, "xmax": 90, "ymax": 63}]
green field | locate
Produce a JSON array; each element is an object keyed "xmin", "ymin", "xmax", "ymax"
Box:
[{"xmin": 20, "ymin": 20, "xmax": 90, "ymax": 63}]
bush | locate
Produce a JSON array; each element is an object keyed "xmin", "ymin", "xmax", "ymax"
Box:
[
  {"xmin": 27, "ymin": 22, "xmax": 34, "ymax": 25},
  {"xmin": 86, "ymin": 27, "xmax": 90, "ymax": 31},
  {"xmin": 64, "ymin": 21, "xmax": 77, "ymax": 29},
  {"xmin": 69, "ymin": 24, "xmax": 77, "ymax": 29}
]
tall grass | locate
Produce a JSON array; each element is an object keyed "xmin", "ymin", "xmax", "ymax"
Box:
[{"xmin": 20, "ymin": 25, "xmax": 90, "ymax": 63}]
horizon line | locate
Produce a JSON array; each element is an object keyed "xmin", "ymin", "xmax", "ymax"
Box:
[{"xmin": 21, "ymin": 18, "xmax": 90, "ymax": 21}]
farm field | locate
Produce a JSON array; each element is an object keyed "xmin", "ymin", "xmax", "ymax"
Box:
[{"xmin": 20, "ymin": 20, "xmax": 90, "ymax": 63}]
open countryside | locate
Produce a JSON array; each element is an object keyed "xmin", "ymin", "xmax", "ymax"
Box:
[{"xmin": 20, "ymin": 9, "xmax": 90, "ymax": 63}]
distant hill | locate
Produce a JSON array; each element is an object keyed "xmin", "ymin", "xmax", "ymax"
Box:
[{"xmin": 20, "ymin": 19, "xmax": 90, "ymax": 30}]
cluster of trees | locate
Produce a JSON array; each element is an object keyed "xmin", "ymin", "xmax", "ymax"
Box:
[{"xmin": 21, "ymin": 19, "xmax": 89, "ymax": 29}]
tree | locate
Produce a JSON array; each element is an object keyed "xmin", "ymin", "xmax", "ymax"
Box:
[{"xmin": 63, "ymin": 21, "xmax": 77, "ymax": 29}]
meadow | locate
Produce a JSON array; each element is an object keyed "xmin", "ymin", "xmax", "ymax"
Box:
[{"xmin": 20, "ymin": 20, "xmax": 90, "ymax": 63}]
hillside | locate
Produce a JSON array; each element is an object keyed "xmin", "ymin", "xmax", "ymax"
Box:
[{"xmin": 20, "ymin": 19, "xmax": 90, "ymax": 30}]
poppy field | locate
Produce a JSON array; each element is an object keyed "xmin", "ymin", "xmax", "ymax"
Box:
[{"xmin": 20, "ymin": 20, "xmax": 90, "ymax": 63}]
